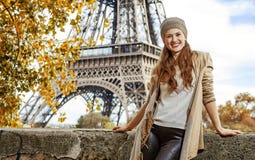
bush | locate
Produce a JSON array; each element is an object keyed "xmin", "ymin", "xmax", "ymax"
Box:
[{"xmin": 76, "ymin": 112, "xmax": 115, "ymax": 129}]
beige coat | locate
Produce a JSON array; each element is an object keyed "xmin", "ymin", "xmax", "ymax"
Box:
[{"xmin": 130, "ymin": 51, "xmax": 216, "ymax": 160}]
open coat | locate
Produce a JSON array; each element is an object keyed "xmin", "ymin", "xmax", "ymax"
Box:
[{"xmin": 129, "ymin": 51, "xmax": 216, "ymax": 160}]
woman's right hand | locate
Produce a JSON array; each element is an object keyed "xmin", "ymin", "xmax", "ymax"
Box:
[{"xmin": 112, "ymin": 125, "xmax": 129, "ymax": 133}]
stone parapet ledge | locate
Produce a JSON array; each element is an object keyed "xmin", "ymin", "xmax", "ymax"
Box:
[{"xmin": 0, "ymin": 128, "xmax": 254, "ymax": 160}]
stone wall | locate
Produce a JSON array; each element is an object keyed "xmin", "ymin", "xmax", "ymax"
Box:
[{"xmin": 0, "ymin": 128, "xmax": 254, "ymax": 160}]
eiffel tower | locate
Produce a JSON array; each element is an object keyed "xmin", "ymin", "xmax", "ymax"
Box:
[{"xmin": 20, "ymin": 0, "xmax": 166, "ymax": 127}]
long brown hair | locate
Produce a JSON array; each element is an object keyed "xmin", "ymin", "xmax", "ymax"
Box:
[{"xmin": 152, "ymin": 42, "xmax": 194, "ymax": 93}]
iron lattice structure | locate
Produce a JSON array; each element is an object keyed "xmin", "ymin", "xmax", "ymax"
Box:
[{"xmin": 20, "ymin": 0, "xmax": 166, "ymax": 127}]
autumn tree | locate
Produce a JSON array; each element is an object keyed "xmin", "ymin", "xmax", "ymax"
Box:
[
  {"xmin": 76, "ymin": 112, "xmax": 115, "ymax": 129},
  {"xmin": 235, "ymin": 92, "xmax": 255, "ymax": 117},
  {"xmin": 218, "ymin": 101, "xmax": 250, "ymax": 123},
  {"xmin": 204, "ymin": 92, "xmax": 255, "ymax": 132},
  {"xmin": 0, "ymin": 0, "xmax": 98, "ymax": 127}
]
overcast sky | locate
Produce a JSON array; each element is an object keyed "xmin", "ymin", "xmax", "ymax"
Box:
[{"xmin": 49, "ymin": 0, "xmax": 255, "ymax": 125}]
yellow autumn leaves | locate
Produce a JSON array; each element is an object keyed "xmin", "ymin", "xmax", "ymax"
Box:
[
  {"xmin": 58, "ymin": 112, "xmax": 67, "ymax": 123},
  {"xmin": 0, "ymin": 0, "xmax": 100, "ymax": 127},
  {"xmin": 57, "ymin": 98, "xmax": 101, "ymax": 123},
  {"xmin": 85, "ymin": 0, "xmax": 96, "ymax": 9},
  {"xmin": 85, "ymin": 18, "xmax": 110, "ymax": 47},
  {"xmin": 103, "ymin": 18, "xmax": 110, "ymax": 28},
  {"xmin": 86, "ymin": 98, "xmax": 101, "ymax": 112}
]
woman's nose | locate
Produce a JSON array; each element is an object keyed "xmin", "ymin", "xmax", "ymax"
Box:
[{"xmin": 172, "ymin": 35, "xmax": 177, "ymax": 41}]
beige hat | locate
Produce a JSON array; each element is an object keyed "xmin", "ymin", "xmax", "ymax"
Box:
[{"xmin": 160, "ymin": 17, "xmax": 187, "ymax": 39}]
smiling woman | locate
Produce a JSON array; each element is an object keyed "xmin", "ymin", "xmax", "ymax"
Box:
[
  {"xmin": 162, "ymin": 29, "xmax": 186, "ymax": 56},
  {"xmin": 113, "ymin": 17, "xmax": 242, "ymax": 160}
]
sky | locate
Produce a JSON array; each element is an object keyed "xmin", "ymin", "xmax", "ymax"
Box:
[{"xmin": 49, "ymin": 0, "xmax": 255, "ymax": 125}]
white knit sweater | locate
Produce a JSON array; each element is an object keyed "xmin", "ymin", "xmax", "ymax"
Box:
[{"xmin": 154, "ymin": 67, "xmax": 196, "ymax": 129}]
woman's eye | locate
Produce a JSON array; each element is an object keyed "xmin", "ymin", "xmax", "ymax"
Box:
[{"xmin": 176, "ymin": 33, "xmax": 181, "ymax": 36}]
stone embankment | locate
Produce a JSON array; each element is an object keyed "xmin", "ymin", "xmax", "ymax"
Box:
[{"xmin": 0, "ymin": 128, "xmax": 254, "ymax": 160}]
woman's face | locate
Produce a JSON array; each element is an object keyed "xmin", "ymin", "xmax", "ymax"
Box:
[{"xmin": 163, "ymin": 28, "xmax": 186, "ymax": 55}]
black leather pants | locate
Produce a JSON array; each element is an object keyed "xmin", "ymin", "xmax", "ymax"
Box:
[{"xmin": 141, "ymin": 124, "xmax": 185, "ymax": 160}]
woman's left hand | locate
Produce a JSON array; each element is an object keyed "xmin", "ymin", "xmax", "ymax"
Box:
[{"xmin": 217, "ymin": 127, "xmax": 243, "ymax": 137}]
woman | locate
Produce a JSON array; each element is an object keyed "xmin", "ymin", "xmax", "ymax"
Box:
[{"xmin": 113, "ymin": 17, "xmax": 242, "ymax": 160}]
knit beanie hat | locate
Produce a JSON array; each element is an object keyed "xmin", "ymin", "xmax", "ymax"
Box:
[{"xmin": 160, "ymin": 17, "xmax": 187, "ymax": 39}]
